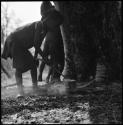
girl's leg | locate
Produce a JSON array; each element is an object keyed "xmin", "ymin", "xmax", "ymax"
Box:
[
  {"xmin": 30, "ymin": 63, "xmax": 38, "ymax": 92},
  {"xmin": 46, "ymin": 65, "xmax": 53, "ymax": 83},
  {"xmin": 15, "ymin": 69, "xmax": 24, "ymax": 96},
  {"xmin": 38, "ymin": 61, "xmax": 45, "ymax": 81}
]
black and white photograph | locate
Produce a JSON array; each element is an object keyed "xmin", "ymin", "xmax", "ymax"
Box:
[{"xmin": 1, "ymin": 1, "xmax": 122, "ymax": 124}]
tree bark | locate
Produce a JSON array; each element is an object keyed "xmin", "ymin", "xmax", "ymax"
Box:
[{"xmin": 54, "ymin": 1, "xmax": 121, "ymax": 82}]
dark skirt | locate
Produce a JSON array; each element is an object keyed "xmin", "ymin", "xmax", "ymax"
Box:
[
  {"xmin": 2, "ymin": 39, "xmax": 34, "ymax": 73},
  {"xmin": 12, "ymin": 43, "xmax": 34, "ymax": 73}
]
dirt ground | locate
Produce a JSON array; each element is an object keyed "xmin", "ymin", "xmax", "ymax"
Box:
[{"xmin": 1, "ymin": 70, "xmax": 122, "ymax": 124}]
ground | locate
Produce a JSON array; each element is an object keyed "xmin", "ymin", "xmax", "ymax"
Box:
[{"xmin": 1, "ymin": 68, "xmax": 122, "ymax": 124}]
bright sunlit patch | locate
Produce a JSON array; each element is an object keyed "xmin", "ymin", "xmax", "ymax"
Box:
[
  {"xmin": 1, "ymin": 1, "xmax": 55, "ymax": 33},
  {"xmin": 51, "ymin": 1, "xmax": 55, "ymax": 6},
  {"xmin": 3, "ymin": 2, "xmax": 42, "ymax": 26},
  {"xmin": 47, "ymin": 83, "xmax": 67, "ymax": 95}
]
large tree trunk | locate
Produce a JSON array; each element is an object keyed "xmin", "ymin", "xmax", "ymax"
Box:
[
  {"xmin": 100, "ymin": 1, "xmax": 122, "ymax": 82},
  {"xmin": 54, "ymin": 1, "xmax": 121, "ymax": 83}
]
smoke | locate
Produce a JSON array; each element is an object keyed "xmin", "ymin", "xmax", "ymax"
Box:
[{"xmin": 47, "ymin": 83, "xmax": 67, "ymax": 95}]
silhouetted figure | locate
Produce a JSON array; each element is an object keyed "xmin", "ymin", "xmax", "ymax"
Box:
[
  {"xmin": 1, "ymin": 21, "xmax": 48, "ymax": 97},
  {"xmin": 38, "ymin": 1, "xmax": 65, "ymax": 83}
]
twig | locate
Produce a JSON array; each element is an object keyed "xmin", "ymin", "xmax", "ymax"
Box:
[
  {"xmin": 2, "ymin": 83, "xmax": 17, "ymax": 88},
  {"xmin": 77, "ymin": 79, "xmax": 95, "ymax": 89}
]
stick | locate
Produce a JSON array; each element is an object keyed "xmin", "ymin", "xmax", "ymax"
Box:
[
  {"xmin": 2, "ymin": 83, "xmax": 17, "ymax": 88},
  {"xmin": 77, "ymin": 79, "xmax": 95, "ymax": 89}
]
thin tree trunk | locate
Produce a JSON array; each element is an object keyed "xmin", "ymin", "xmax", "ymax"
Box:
[{"xmin": 54, "ymin": 2, "xmax": 77, "ymax": 80}]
